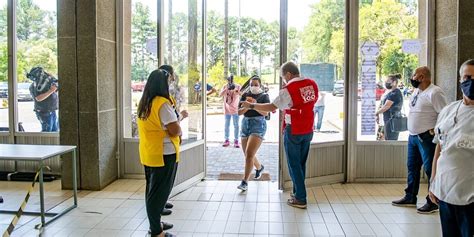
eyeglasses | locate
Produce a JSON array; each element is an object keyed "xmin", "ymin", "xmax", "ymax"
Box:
[{"xmin": 411, "ymin": 93, "xmax": 418, "ymax": 107}]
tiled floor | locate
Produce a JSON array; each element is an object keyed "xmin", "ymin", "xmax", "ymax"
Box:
[
  {"xmin": 0, "ymin": 179, "xmax": 442, "ymax": 236},
  {"xmin": 206, "ymin": 143, "xmax": 278, "ymax": 180}
]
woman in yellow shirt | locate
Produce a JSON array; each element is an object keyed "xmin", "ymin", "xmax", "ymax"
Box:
[{"xmin": 137, "ymin": 68, "xmax": 186, "ymax": 237}]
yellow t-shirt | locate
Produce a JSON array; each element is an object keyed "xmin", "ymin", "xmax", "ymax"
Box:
[{"xmin": 138, "ymin": 96, "xmax": 180, "ymax": 167}]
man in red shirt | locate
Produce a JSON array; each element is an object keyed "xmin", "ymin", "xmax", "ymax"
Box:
[{"xmin": 241, "ymin": 62, "xmax": 318, "ymax": 208}]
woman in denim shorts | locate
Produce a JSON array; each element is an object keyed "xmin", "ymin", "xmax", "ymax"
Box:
[{"xmin": 236, "ymin": 76, "xmax": 270, "ymax": 191}]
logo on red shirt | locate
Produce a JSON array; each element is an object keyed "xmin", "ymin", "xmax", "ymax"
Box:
[{"xmin": 299, "ymin": 85, "xmax": 316, "ymax": 103}]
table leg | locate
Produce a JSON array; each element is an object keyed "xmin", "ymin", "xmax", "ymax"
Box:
[
  {"xmin": 72, "ymin": 149, "xmax": 78, "ymax": 206},
  {"xmin": 38, "ymin": 162, "xmax": 46, "ymax": 227}
]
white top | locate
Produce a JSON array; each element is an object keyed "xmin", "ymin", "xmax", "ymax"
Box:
[
  {"xmin": 408, "ymin": 84, "xmax": 447, "ymax": 135},
  {"xmin": 430, "ymin": 101, "xmax": 474, "ymax": 205},
  {"xmin": 315, "ymin": 92, "xmax": 326, "ymax": 107},
  {"xmin": 0, "ymin": 144, "xmax": 76, "ymax": 161},
  {"xmin": 272, "ymin": 78, "xmax": 308, "ymax": 124},
  {"xmin": 159, "ymin": 103, "xmax": 179, "ymax": 155}
]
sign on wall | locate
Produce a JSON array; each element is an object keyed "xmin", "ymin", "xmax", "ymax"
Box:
[{"xmin": 360, "ymin": 42, "xmax": 379, "ymax": 135}]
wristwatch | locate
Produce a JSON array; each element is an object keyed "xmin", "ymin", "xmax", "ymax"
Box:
[{"xmin": 249, "ymin": 103, "xmax": 255, "ymax": 109}]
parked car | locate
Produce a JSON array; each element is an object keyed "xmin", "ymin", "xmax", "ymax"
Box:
[
  {"xmin": 332, "ymin": 81, "xmax": 384, "ymax": 100},
  {"xmin": 332, "ymin": 81, "xmax": 344, "ymax": 96},
  {"xmin": 131, "ymin": 81, "xmax": 146, "ymax": 92},
  {"xmin": 0, "ymin": 82, "xmax": 7, "ymax": 98},
  {"xmin": 17, "ymin": 83, "xmax": 33, "ymax": 101}
]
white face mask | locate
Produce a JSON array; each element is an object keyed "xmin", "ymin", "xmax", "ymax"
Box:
[{"xmin": 250, "ymin": 86, "xmax": 262, "ymax": 94}]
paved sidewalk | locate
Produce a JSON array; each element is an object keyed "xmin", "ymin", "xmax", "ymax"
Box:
[{"xmin": 206, "ymin": 142, "xmax": 279, "ymax": 181}]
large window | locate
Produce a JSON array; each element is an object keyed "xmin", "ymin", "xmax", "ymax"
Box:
[
  {"xmin": 0, "ymin": 0, "xmax": 7, "ymax": 131},
  {"xmin": 164, "ymin": 0, "xmax": 204, "ymax": 143},
  {"xmin": 16, "ymin": 0, "xmax": 58, "ymax": 132},
  {"xmin": 288, "ymin": 0, "xmax": 345, "ymax": 143},
  {"xmin": 0, "ymin": 0, "xmax": 57, "ymax": 133},
  {"xmin": 128, "ymin": 0, "xmax": 158, "ymax": 138},
  {"xmin": 127, "ymin": 0, "xmax": 204, "ymax": 144},
  {"xmin": 357, "ymin": 0, "xmax": 420, "ymax": 141}
]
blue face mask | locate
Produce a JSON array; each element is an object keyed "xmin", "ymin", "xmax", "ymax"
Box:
[{"xmin": 461, "ymin": 78, "xmax": 474, "ymax": 100}]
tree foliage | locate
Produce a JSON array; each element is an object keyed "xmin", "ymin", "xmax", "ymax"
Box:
[{"xmin": 0, "ymin": 0, "xmax": 57, "ymax": 82}]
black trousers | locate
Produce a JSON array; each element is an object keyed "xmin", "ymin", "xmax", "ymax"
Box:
[{"xmin": 144, "ymin": 154, "xmax": 178, "ymax": 235}]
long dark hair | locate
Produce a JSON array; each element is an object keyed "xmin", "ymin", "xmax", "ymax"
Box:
[{"xmin": 137, "ymin": 69, "xmax": 171, "ymax": 120}]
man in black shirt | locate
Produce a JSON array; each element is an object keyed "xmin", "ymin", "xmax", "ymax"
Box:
[{"xmin": 27, "ymin": 67, "xmax": 59, "ymax": 132}]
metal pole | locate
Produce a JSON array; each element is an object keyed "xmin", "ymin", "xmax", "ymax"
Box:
[
  {"xmin": 72, "ymin": 148, "xmax": 78, "ymax": 206},
  {"xmin": 237, "ymin": 0, "xmax": 241, "ymax": 76},
  {"xmin": 38, "ymin": 162, "xmax": 46, "ymax": 227}
]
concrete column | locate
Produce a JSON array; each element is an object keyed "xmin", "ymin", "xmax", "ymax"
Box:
[
  {"xmin": 59, "ymin": 0, "xmax": 118, "ymax": 190},
  {"xmin": 435, "ymin": 0, "xmax": 474, "ymax": 102}
]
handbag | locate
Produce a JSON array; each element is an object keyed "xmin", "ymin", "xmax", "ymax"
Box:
[
  {"xmin": 389, "ymin": 102, "xmax": 408, "ymax": 132},
  {"xmin": 390, "ymin": 113, "xmax": 407, "ymax": 132}
]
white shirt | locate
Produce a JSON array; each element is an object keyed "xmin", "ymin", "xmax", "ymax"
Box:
[
  {"xmin": 408, "ymin": 84, "xmax": 447, "ymax": 135},
  {"xmin": 272, "ymin": 78, "xmax": 308, "ymax": 124},
  {"xmin": 430, "ymin": 100, "xmax": 474, "ymax": 205},
  {"xmin": 315, "ymin": 92, "xmax": 326, "ymax": 107},
  {"xmin": 159, "ymin": 103, "xmax": 178, "ymax": 155}
]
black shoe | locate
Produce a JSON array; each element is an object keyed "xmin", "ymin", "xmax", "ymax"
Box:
[
  {"xmin": 237, "ymin": 180, "xmax": 248, "ymax": 191},
  {"xmin": 417, "ymin": 202, "xmax": 438, "ymax": 214},
  {"xmin": 0, "ymin": 196, "xmax": 3, "ymax": 203},
  {"xmin": 161, "ymin": 208, "xmax": 172, "ymax": 215},
  {"xmin": 162, "ymin": 221, "xmax": 173, "ymax": 230},
  {"xmin": 165, "ymin": 202, "xmax": 173, "ymax": 209},
  {"xmin": 254, "ymin": 165, "xmax": 264, "ymax": 180},
  {"xmin": 287, "ymin": 198, "xmax": 307, "ymax": 209},
  {"xmin": 391, "ymin": 197, "xmax": 417, "ymax": 207}
]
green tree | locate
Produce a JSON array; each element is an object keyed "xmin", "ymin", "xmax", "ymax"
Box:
[
  {"xmin": 302, "ymin": 0, "xmax": 344, "ymax": 63},
  {"xmin": 17, "ymin": 0, "xmax": 52, "ymax": 41},
  {"xmin": 359, "ymin": 0, "xmax": 418, "ymax": 79},
  {"xmin": 131, "ymin": 2, "xmax": 156, "ymax": 81}
]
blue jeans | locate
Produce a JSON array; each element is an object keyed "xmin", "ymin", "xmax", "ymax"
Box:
[
  {"xmin": 284, "ymin": 125, "xmax": 313, "ymax": 203},
  {"xmin": 241, "ymin": 116, "xmax": 267, "ymax": 139},
  {"xmin": 439, "ymin": 201, "xmax": 474, "ymax": 237},
  {"xmin": 224, "ymin": 114, "xmax": 239, "ymax": 141},
  {"xmin": 35, "ymin": 111, "xmax": 59, "ymax": 132},
  {"xmin": 313, "ymin": 106, "xmax": 325, "ymax": 130},
  {"xmin": 404, "ymin": 132, "xmax": 436, "ymax": 203}
]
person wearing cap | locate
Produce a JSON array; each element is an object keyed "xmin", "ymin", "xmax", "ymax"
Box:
[{"xmin": 429, "ymin": 59, "xmax": 474, "ymax": 237}]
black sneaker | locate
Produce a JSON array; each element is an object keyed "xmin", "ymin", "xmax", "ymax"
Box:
[
  {"xmin": 391, "ymin": 197, "xmax": 417, "ymax": 207},
  {"xmin": 417, "ymin": 202, "xmax": 438, "ymax": 214},
  {"xmin": 0, "ymin": 196, "xmax": 3, "ymax": 203},
  {"xmin": 237, "ymin": 180, "xmax": 248, "ymax": 191},
  {"xmin": 161, "ymin": 208, "xmax": 172, "ymax": 215},
  {"xmin": 254, "ymin": 165, "xmax": 265, "ymax": 180},
  {"xmin": 165, "ymin": 202, "xmax": 173, "ymax": 209}
]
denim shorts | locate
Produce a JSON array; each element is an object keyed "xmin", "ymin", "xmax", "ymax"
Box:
[{"xmin": 241, "ymin": 116, "xmax": 267, "ymax": 139}]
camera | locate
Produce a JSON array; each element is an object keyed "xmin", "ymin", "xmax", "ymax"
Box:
[
  {"xmin": 27, "ymin": 67, "xmax": 59, "ymax": 92},
  {"xmin": 227, "ymin": 74, "xmax": 235, "ymax": 90}
]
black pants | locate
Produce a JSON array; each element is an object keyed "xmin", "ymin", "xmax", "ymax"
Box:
[
  {"xmin": 145, "ymin": 154, "xmax": 178, "ymax": 235},
  {"xmin": 439, "ymin": 201, "xmax": 474, "ymax": 237}
]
